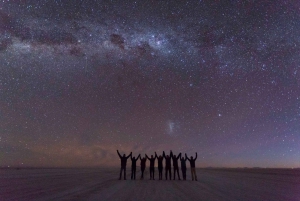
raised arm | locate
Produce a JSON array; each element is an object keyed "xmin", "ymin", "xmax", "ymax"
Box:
[
  {"xmin": 136, "ymin": 154, "xmax": 141, "ymax": 161},
  {"xmin": 194, "ymin": 152, "xmax": 197, "ymax": 160},
  {"xmin": 145, "ymin": 154, "xmax": 150, "ymax": 160},
  {"xmin": 163, "ymin": 151, "xmax": 166, "ymax": 159},
  {"xmin": 185, "ymin": 153, "xmax": 191, "ymax": 161},
  {"xmin": 117, "ymin": 150, "xmax": 121, "ymax": 158},
  {"xmin": 170, "ymin": 150, "xmax": 173, "ymax": 158},
  {"xmin": 176, "ymin": 153, "xmax": 181, "ymax": 160},
  {"xmin": 155, "ymin": 152, "xmax": 158, "ymax": 158},
  {"xmin": 126, "ymin": 152, "xmax": 132, "ymax": 159}
]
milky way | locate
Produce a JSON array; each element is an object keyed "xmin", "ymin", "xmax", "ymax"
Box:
[{"xmin": 1, "ymin": 0, "xmax": 300, "ymax": 168}]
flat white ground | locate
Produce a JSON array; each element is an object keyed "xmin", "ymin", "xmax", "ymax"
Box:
[{"xmin": 0, "ymin": 167, "xmax": 299, "ymax": 201}]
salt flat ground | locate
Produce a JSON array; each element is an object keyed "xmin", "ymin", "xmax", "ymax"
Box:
[{"xmin": 0, "ymin": 167, "xmax": 299, "ymax": 201}]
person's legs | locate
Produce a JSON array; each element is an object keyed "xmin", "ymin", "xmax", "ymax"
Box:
[
  {"xmin": 191, "ymin": 168, "xmax": 194, "ymax": 180},
  {"xmin": 176, "ymin": 168, "xmax": 181, "ymax": 180},
  {"xmin": 181, "ymin": 169, "xmax": 184, "ymax": 180},
  {"xmin": 124, "ymin": 168, "xmax": 126, "ymax": 180},
  {"xmin": 153, "ymin": 167, "xmax": 155, "ymax": 180},
  {"xmin": 133, "ymin": 168, "xmax": 136, "ymax": 180},
  {"xmin": 165, "ymin": 168, "xmax": 168, "ymax": 180},
  {"xmin": 182, "ymin": 168, "xmax": 186, "ymax": 180},
  {"xmin": 141, "ymin": 168, "xmax": 144, "ymax": 179},
  {"xmin": 173, "ymin": 167, "xmax": 176, "ymax": 180},
  {"xmin": 166, "ymin": 168, "xmax": 171, "ymax": 180},
  {"xmin": 149, "ymin": 167, "xmax": 152, "ymax": 179},
  {"xmin": 159, "ymin": 168, "xmax": 162, "ymax": 180},
  {"xmin": 158, "ymin": 168, "xmax": 160, "ymax": 180},
  {"xmin": 193, "ymin": 168, "xmax": 197, "ymax": 181}
]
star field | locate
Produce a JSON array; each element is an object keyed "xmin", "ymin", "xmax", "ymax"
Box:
[{"xmin": 0, "ymin": 0, "xmax": 300, "ymax": 168}]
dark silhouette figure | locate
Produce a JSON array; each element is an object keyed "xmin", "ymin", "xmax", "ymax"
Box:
[
  {"xmin": 186, "ymin": 153, "xmax": 198, "ymax": 181},
  {"xmin": 140, "ymin": 155, "xmax": 147, "ymax": 179},
  {"xmin": 180, "ymin": 156, "xmax": 187, "ymax": 180},
  {"xmin": 155, "ymin": 152, "xmax": 164, "ymax": 180},
  {"xmin": 163, "ymin": 151, "xmax": 172, "ymax": 180},
  {"xmin": 131, "ymin": 154, "xmax": 141, "ymax": 180},
  {"xmin": 170, "ymin": 151, "xmax": 181, "ymax": 180},
  {"xmin": 117, "ymin": 150, "xmax": 132, "ymax": 180},
  {"xmin": 146, "ymin": 154, "xmax": 157, "ymax": 180}
]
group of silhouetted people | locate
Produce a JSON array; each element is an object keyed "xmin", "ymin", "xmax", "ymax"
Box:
[{"xmin": 117, "ymin": 150, "xmax": 198, "ymax": 181}]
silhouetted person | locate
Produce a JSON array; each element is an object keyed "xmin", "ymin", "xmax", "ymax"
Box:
[
  {"xmin": 186, "ymin": 152, "xmax": 198, "ymax": 181},
  {"xmin": 140, "ymin": 155, "xmax": 147, "ymax": 179},
  {"xmin": 131, "ymin": 154, "xmax": 140, "ymax": 180},
  {"xmin": 180, "ymin": 156, "xmax": 187, "ymax": 180},
  {"xmin": 163, "ymin": 151, "xmax": 172, "ymax": 180},
  {"xmin": 155, "ymin": 152, "xmax": 164, "ymax": 180},
  {"xmin": 170, "ymin": 150, "xmax": 181, "ymax": 180},
  {"xmin": 117, "ymin": 150, "xmax": 132, "ymax": 180},
  {"xmin": 146, "ymin": 154, "xmax": 157, "ymax": 180}
]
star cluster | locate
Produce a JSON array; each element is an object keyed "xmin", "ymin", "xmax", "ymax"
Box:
[{"xmin": 0, "ymin": 0, "xmax": 300, "ymax": 168}]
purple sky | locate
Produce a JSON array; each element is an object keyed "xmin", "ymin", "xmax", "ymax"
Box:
[{"xmin": 0, "ymin": 0, "xmax": 300, "ymax": 168}]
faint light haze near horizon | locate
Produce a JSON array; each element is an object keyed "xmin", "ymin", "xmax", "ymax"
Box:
[{"xmin": 0, "ymin": 0, "xmax": 300, "ymax": 168}]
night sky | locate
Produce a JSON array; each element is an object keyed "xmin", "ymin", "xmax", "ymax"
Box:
[{"xmin": 0, "ymin": 0, "xmax": 300, "ymax": 168}]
